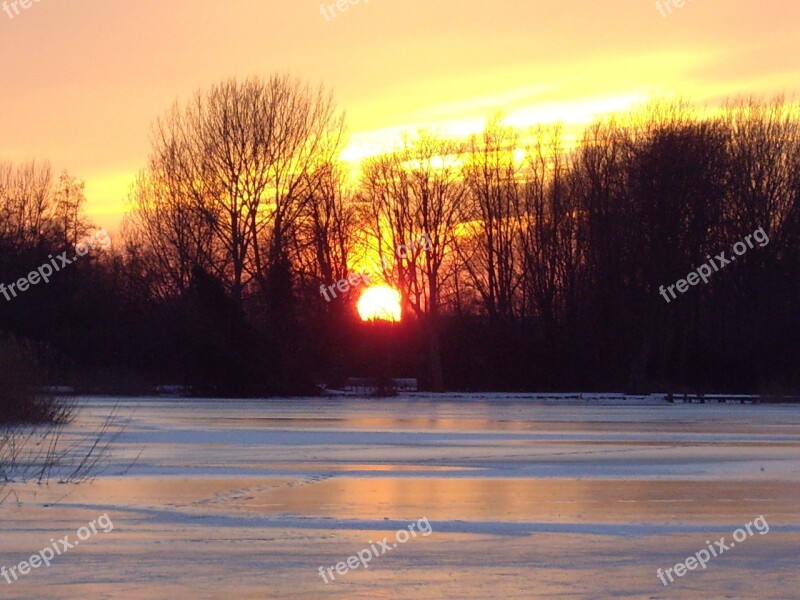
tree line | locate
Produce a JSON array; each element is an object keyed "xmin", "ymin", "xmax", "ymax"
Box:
[{"xmin": 1, "ymin": 75, "xmax": 799, "ymax": 395}]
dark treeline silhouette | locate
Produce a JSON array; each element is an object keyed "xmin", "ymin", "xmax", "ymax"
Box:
[{"xmin": 1, "ymin": 77, "xmax": 798, "ymax": 396}]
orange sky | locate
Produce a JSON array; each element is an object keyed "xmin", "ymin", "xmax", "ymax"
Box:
[{"xmin": 1, "ymin": 0, "xmax": 799, "ymax": 231}]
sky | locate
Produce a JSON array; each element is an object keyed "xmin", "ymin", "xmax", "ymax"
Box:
[{"xmin": 1, "ymin": 0, "xmax": 799, "ymax": 232}]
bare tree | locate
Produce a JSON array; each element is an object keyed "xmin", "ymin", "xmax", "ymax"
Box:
[
  {"xmin": 124, "ymin": 168, "xmax": 216, "ymax": 297},
  {"xmin": 292, "ymin": 162, "xmax": 357, "ymax": 294},
  {"xmin": 130, "ymin": 75, "xmax": 345, "ymax": 307},
  {"xmin": 51, "ymin": 172, "xmax": 88, "ymax": 248},
  {"xmin": 722, "ymin": 97, "xmax": 800, "ymax": 245},
  {"xmin": 519, "ymin": 126, "xmax": 583, "ymax": 331},
  {"xmin": 459, "ymin": 119, "xmax": 522, "ymax": 320},
  {"xmin": 0, "ymin": 161, "xmax": 54, "ymax": 252},
  {"xmin": 359, "ymin": 132, "xmax": 465, "ymax": 390}
]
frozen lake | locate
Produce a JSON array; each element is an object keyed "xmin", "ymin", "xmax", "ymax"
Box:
[{"xmin": 1, "ymin": 395, "xmax": 799, "ymax": 598}]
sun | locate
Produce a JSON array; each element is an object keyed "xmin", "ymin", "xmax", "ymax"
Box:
[{"xmin": 357, "ymin": 286, "xmax": 402, "ymax": 322}]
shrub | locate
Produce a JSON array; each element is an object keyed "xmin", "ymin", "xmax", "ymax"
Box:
[{"xmin": 0, "ymin": 336, "xmax": 73, "ymax": 425}]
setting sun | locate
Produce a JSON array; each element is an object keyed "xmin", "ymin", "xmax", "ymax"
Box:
[{"xmin": 357, "ymin": 286, "xmax": 402, "ymax": 322}]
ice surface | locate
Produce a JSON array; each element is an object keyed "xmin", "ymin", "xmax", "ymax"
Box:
[{"xmin": 1, "ymin": 395, "xmax": 799, "ymax": 598}]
